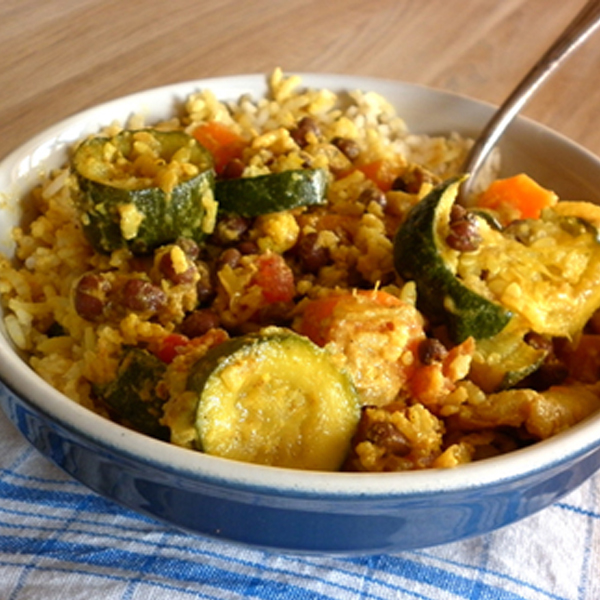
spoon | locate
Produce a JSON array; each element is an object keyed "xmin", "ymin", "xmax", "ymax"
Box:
[{"xmin": 458, "ymin": 0, "xmax": 600, "ymax": 205}]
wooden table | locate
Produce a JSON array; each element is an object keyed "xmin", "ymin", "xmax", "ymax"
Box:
[{"xmin": 2, "ymin": 0, "xmax": 600, "ymax": 164}]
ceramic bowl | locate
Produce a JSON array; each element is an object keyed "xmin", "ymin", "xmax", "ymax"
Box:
[{"xmin": 1, "ymin": 74, "xmax": 600, "ymax": 555}]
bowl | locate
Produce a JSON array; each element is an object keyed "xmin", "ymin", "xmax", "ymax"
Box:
[{"xmin": 1, "ymin": 73, "xmax": 600, "ymax": 556}]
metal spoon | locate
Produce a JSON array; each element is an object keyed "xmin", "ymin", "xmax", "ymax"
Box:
[{"xmin": 458, "ymin": 0, "xmax": 600, "ymax": 205}]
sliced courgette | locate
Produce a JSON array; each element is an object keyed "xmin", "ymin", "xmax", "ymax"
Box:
[
  {"xmin": 73, "ymin": 129, "xmax": 216, "ymax": 254},
  {"xmin": 215, "ymin": 168, "xmax": 328, "ymax": 217},
  {"xmin": 94, "ymin": 347, "xmax": 169, "ymax": 440},
  {"xmin": 187, "ymin": 327, "xmax": 360, "ymax": 471},
  {"xmin": 468, "ymin": 319, "xmax": 548, "ymax": 393},
  {"xmin": 393, "ymin": 176, "xmax": 512, "ymax": 343},
  {"xmin": 457, "ymin": 204, "xmax": 600, "ymax": 339}
]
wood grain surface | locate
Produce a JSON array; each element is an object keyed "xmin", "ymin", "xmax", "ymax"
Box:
[{"xmin": 1, "ymin": 0, "xmax": 599, "ymax": 162}]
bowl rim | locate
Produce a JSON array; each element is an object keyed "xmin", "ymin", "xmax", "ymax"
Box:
[{"xmin": 2, "ymin": 72, "xmax": 600, "ymax": 498}]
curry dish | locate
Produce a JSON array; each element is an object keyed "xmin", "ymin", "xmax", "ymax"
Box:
[{"xmin": 2, "ymin": 69, "xmax": 600, "ymax": 472}]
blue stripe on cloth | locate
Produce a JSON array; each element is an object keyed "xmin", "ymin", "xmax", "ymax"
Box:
[
  {"xmin": 0, "ymin": 471, "xmax": 586, "ymax": 600},
  {"xmin": 404, "ymin": 550, "xmax": 571, "ymax": 600},
  {"xmin": 0, "ymin": 559, "xmax": 225, "ymax": 600},
  {"xmin": 343, "ymin": 554, "xmax": 562, "ymax": 600},
  {"xmin": 555, "ymin": 502, "xmax": 600, "ymax": 520},
  {"xmin": 0, "ymin": 478, "xmax": 151, "ymax": 521},
  {"xmin": 575, "ymin": 481, "xmax": 599, "ymax": 600}
]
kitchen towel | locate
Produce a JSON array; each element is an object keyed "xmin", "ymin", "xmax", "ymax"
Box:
[{"xmin": 0, "ymin": 408, "xmax": 597, "ymax": 600}]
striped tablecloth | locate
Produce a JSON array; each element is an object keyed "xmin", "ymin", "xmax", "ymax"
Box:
[{"xmin": 0, "ymin": 408, "xmax": 598, "ymax": 600}]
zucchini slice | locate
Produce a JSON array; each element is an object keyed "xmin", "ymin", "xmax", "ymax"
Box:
[
  {"xmin": 393, "ymin": 176, "xmax": 512, "ymax": 343},
  {"xmin": 73, "ymin": 129, "xmax": 216, "ymax": 254},
  {"xmin": 468, "ymin": 319, "xmax": 548, "ymax": 393},
  {"xmin": 215, "ymin": 168, "xmax": 328, "ymax": 217},
  {"xmin": 94, "ymin": 347, "xmax": 170, "ymax": 440},
  {"xmin": 188, "ymin": 327, "xmax": 360, "ymax": 471}
]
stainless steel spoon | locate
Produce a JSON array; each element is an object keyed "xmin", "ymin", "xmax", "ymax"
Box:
[{"xmin": 458, "ymin": 0, "xmax": 600, "ymax": 205}]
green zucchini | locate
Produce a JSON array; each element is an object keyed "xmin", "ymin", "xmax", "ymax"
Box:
[
  {"xmin": 73, "ymin": 129, "xmax": 216, "ymax": 254},
  {"xmin": 215, "ymin": 168, "xmax": 328, "ymax": 217},
  {"xmin": 393, "ymin": 176, "xmax": 512, "ymax": 343},
  {"xmin": 468, "ymin": 319, "xmax": 548, "ymax": 393},
  {"xmin": 187, "ymin": 327, "xmax": 360, "ymax": 471},
  {"xmin": 94, "ymin": 347, "xmax": 170, "ymax": 440}
]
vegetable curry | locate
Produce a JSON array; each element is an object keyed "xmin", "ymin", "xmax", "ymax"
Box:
[{"xmin": 2, "ymin": 70, "xmax": 600, "ymax": 472}]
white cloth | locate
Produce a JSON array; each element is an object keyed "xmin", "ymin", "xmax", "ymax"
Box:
[{"xmin": 0, "ymin": 408, "xmax": 597, "ymax": 600}]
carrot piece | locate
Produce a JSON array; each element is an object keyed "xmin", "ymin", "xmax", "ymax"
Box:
[
  {"xmin": 355, "ymin": 160, "xmax": 401, "ymax": 192},
  {"xmin": 192, "ymin": 121, "xmax": 246, "ymax": 175},
  {"xmin": 298, "ymin": 290, "xmax": 402, "ymax": 346},
  {"xmin": 476, "ymin": 173, "xmax": 558, "ymax": 221},
  {"xmin": 252, "ymin": 253, "xmax": 295, "ymax": 304}
]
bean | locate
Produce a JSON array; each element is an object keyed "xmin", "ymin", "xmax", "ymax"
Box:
[
  {"xmin": 196, "ymin": 261, "xmax": 216, "ymax": 306},
  {"xmin": 446, "ymin": 205, "xmax": 481, "ymax": 252},
  {"xmin": 357, "ymin": 187, "xmax": 387, "ymax": 210},
  {"xmin": 212, "ymin": 215, "xmax": 250, "ymax": 245},
  {"xmin": 237, "ymin": 240, "xmax": 260, "ymax": 255},
  {"xmin": 391, "ymin": 168, "xmax": 434, "ymax": 194},
  {"xmin": 418, "ymin": 338, "xmax": 448, "ymax": 365},
  {"xmin": 524, "ymin": 331, "xmax": 553, "ymax": 353},
  {"xmin": 221, "ymin": 158, "xmax": 246, "ymax": 179},
  {"xmin": 290, "ymin": 116, "xmax": 320, "ymax": 147},
  {"xmin": 159, "ymin": 249, "xmax": 197, "ymax": 285},
  {"xmin": 74, "ymin": 273, "xmax": 110, "ymax": 321},
  {"xmin": 296, "ymin": 232, "xmax": 329, "ymax": 272},
  {"xmin": 218, "ymin": 248, "xmax": 242, "ymax": 270},
  {"xmin": 331, "ymin": 137, "xmax": 360, "ymax": 161},
  {"xmin": 180, "ymin": 309, "xmax": 221, "ymax": 338},
  {"xmin": 122, "ymin": 279, "xmax": 166, "ymax": 313},
  {"xmin": 367, "ymin": 421, "xmax": 411, "ymax": 456},
  {"xmin": 175, "ymin": 237, "xmax": 200, "ymax": 261}
]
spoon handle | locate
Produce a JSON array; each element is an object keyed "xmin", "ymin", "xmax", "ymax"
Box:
[{"xmin": 459, "ymin": 0, "xmax": 600, "ymax": 204}]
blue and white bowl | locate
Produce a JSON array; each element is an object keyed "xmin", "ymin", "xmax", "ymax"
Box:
[{"xmin": 1, "ymin": 74, "xmax": 600, "ymax": 555}]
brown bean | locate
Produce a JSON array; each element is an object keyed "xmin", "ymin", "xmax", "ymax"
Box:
[
  {"xmin": 446, "ymin": 205, "xmax": 481, "ymax": 252},
  {"xmin": 122, "ymin": 279, "xmax": 167, "ymax": 313},
  {"xmin": 391, "ymin": 168, "xmax": 435, "ymax": 194},
  {"xmin": 221, "ymin": 158, "xmax": 246, "ymax": 179},
  {"xmin": 180, "ymin": 309, "xmax": 221, "ymax": 338},
  {"xmin": 357, "ymin": 187, "xmax": 387, "ymax": 210},
  {"xmin": 159, "ymin": 250, "xmax": 197, "ymax": 285},
  {"xmin": 212, "ymin": 215, "xmax": 250, "ymax": 246},
  {"xmin": 218, "ymin": 248, "xmax": 242, "ymax": 270},
  {"xmin": 175, "ymin": 237, "xmax": 200, "ymax": 261},
  {"xmin": 331, "ymin": 137, "xmax": 360, "ymax": 161},
  {"xmin": 73, "ymin": 273, "xmax": 110, "ymax": 321},
  {"xmin": 418, "ymin": 338, "xmax": 448, "ymax": 365},
  {"xmin": 524, "ymin": 331, "xmax": 553, "ymax": 353},
  {"xmin": 367, "ymin": 421, "xmax": 411, "ymax": 456},
  {"xmin": 196, "ymin": 261, "xmax": 215, "ymax": 306},
  {"xmin": 290, "ymin": 116, "xmax": 320, "ymax": 147},
  {"xmin": 296, "ymin": 232, "xmax": 329, "ymax": 273},
  {"xmin": 237, "ymin": 240, "xmax": 260, "ymax": 255}
]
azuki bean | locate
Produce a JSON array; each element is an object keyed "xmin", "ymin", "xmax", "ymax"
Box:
[
  {"xmin": 180, "ymin": 309, "xmax": 221, "ymax": 338},
  {"xmin": 357, "ymin": 187, "xmax": 387, "ymax": 210},
  {"xmin": 296, "ymin": 232, "xmax": 329, "ymax": 272},
  {"xmin": 218, "ymin": 248, "xmax": 242, "ymax": 270},
  {"xmin": 446, "ymin": 204, "xmax": 481, "ymax": 252},
  {"xmin": 122, "ymin": 279, "xmax": 167, "ymax": 313},
  {"xmin": 331, "ymin": 137, "xmax": 360, "ymax": 161},
  {"xmin": 159, "ymin": 251, "xmax": 197, "ymax": 285},
  {"xmin": 212, "ymin": 215, "xmax": 250, "ymax": 245},
  {"xmin": 196, "ymin": 261, "xmax": 215, "ymax": 306},
  {"xmin": 418, "ymin": 337, "xmax": 448, "ymax": 365},
  {"xmin": 175, "ymin": 237, "xmax": 200, "ymax": 261},
  {"xmin": 367, "ymin": 421, "xmax": 411, "ymax": 456},
  {"xmin": 290, "ymin": 116, "xmax": 320, "ymax": 147},
  {"xmin": 221, "ymin": 158, "xmax": 246, "ymax": 179},
  {"xmin": 74, "ymin": 274, "xmax": 110, "ymax": 321}
]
